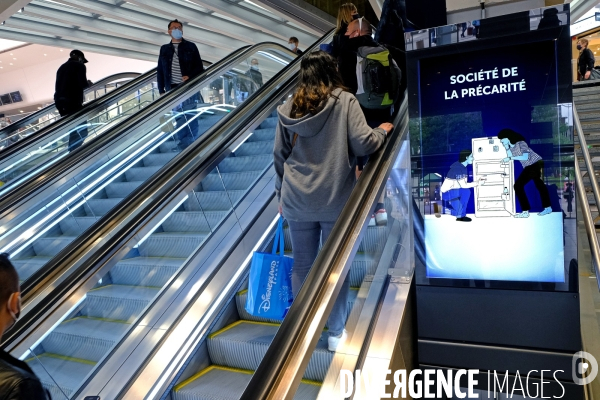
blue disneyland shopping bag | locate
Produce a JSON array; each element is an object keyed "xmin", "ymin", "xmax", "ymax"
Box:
[{"xmin": 245, "ymin": 216, "xmax": 294, "ymax": 319}]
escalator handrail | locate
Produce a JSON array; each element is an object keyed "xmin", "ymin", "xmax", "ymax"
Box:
[
  {"xmin": 239, "ymin": 95, "xmax": 410, "ymax": 400},
  {"xmin": 0, "ymin": 68, "xmax": 158, "ymax": 156},
  {"xmin": 86, "ymin": 72, "xmax": 141, "ymax": 91},
  {"xmin": 0, "ymin": 44, "xmax": 263, "ymax": 218},
  {"xmin": 0, "ymin": 73, "xmax": 142, "ymax": 140},
  {"xmin": 0, "ymin": 39, "xmax": 309, "ymax": 350}
]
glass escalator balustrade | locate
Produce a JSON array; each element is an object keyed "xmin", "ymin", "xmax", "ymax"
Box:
[
  {"xmin": 20, "ymin": 110, "xmax": 281, "ymax": 400},
  {"xmin": 0, "ymin": 50, "xmax": 292, "ymax": 286},
  {"xmin": 0, "ymin": 83, "xmax": 159, "ymax": 192}
]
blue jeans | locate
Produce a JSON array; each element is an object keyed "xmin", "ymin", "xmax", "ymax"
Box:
[
  {"xmin": 442, "ymin": 188, "xmax": 470, "ymax": 217},
  {"xmin": 170, "ymin": 86, "xmax": 202, "ymax": 149},
  {"xmin": 287, "ymin": 220, "xmax": 349, "ymax": 337}
]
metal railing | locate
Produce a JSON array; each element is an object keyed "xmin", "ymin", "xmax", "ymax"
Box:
[{"xmin": 574, "ymin": 104, "xmax": 600, "ymax": 284}]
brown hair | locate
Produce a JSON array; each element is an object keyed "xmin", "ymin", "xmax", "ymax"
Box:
[
  {"xmin": 336, "ymin": 3, "xmax": 358, "ymax": 33},
  {"xmin": 289, "ymin": 36, "xmax": 299, "ymax": 44},
  {"xmin": 579, "ymin": 38, "xmax": 589, "ymax": 48},
  {"xmin": 290, "ymin": 51, "xmax": 347, "ymax": 119}
]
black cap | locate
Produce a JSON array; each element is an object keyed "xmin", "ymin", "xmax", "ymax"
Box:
[{"xmin": 70, "ymin": 49, "xmax": 88, "ymax": 63}]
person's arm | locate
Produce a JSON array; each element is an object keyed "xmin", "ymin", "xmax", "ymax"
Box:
[
  {"xmin": 80, "ymin": 64, "xmax": 89, "ymax": 90},
  {"xmin": 157, "ymin": 48, "xmax": 165, "ymax": 94},
  {"xmin": 346, "ymin": 96, "xmax": 387, "ymax": 156},
  {"xmin": 192, "ymin": 43, "xmax": 204, "ymax": 77},
  {"xmin": 457, "ymin": 177, "xmax": 485, "ymax": 188},
  {"xmin": 273, "ymin": 119, "xmax": 293, "ymax": 203},
  {"xmin": 586, "ymin": 49, "xmax": 595, "ymax": 73},
  {"xmin": 502, "ymin": 143, "xmax": 529, "ymax": 162}
]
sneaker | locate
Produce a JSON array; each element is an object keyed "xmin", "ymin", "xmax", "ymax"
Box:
[
  {"xmin": 368, "ymin": 215, "xmax": 376, "ymax": 226},
  {"xmin": 328, "ymin": 329, "xmax": 348, "ymax": 352},
  {"xmin": 374, "ymin": 209, "xmax": 388, "ymax": 226},
  {"xmin": 456, "ymin": 216, "xmax": 472, "ymax": 222}
]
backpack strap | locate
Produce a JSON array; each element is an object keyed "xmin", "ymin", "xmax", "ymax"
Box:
[{"xmin": 292, "ymin": 133, "xmax": 298, "ymax": 147}]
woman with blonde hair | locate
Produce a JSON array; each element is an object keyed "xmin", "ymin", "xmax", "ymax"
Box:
[{"xmin": 332, "ymin": 3, "xmax": 359, "ymax": 58}]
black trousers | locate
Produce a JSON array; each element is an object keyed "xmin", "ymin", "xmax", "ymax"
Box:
[
  {"xmin": 514, "ymin": 160, "xmax": 551, "ymax": 211},
  {"xmin": 56, "ymin": 101, "xmax": 88, "ymax": 152}
]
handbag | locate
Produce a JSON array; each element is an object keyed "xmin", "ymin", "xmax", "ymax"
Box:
[
  {"xmin": 590, "ymin": 69, "xmax": 600, "ymax": 80},
  {"xmin": 245, "ymin": 216, "xmax": 294, "ymax": 319}
]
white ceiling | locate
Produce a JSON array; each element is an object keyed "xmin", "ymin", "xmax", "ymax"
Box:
[{"xmin": 0, "ymin": 0, "xmax": 323, "ymax": 63}]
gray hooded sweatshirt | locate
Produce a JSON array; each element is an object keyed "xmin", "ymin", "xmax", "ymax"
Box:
[{"xmin": 274, "ymin": 88, "xmax": 386, "ymax": 221}]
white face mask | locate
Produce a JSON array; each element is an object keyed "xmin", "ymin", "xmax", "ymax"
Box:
[
  {"xmin": 7, "ymin": 293, "xmax": 21, "ymax": 328},
  {"xmin": 288, "ymin": 43, "xmax": 296, "ymax": 51}
]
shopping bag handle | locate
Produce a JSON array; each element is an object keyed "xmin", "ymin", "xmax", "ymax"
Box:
[{"xmin": 272, "ymin": 216, "xmax": 285, "ymax": 256}]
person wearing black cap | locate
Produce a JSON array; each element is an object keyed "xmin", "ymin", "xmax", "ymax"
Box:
[
  {"xmin": 0, "ymin": 253, "xmax": 50, "ymax": 399},
  {"xmin": 54, "ymin": 49, "xmax": 92, "ymax": 152}
]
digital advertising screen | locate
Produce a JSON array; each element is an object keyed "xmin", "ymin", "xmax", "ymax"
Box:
[
  {"xmin": 406, "ymin": 6, "xmax": 575, "ymax": 290},
  {"xmin": 0, "ymin": 93, "xmax": 12, "ymax": 105},
  {"xmin": 10, "ymin": 91, "xmax": 22, "ymax": 103}
]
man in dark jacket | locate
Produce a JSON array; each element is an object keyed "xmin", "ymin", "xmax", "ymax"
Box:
[
  {"xmin": 157, "ymin": 19, "xmax": 205, "ymax": 150},
  {"xmin": 54, "ymin": 49, "xmax": 91, "ymax": 152},
  {"xmin": 0, "ymin": 254, "xmax": 50, "ymax": 399}
]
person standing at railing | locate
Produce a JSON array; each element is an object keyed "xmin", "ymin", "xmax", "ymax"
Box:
[
  {"xmin": 0, "ymin": 254, "xmax": 51, "ymax": 399},
  {"xmin": 273, "ymin": 51, "xmax": 392, "ymax": 352},
  {"xmin": 54, "ymin": 49, "xmax": 91, "ymax": 152},
  {"xmin": 157, "ymin": 19, "xmax": 205, "ymax": 150}
]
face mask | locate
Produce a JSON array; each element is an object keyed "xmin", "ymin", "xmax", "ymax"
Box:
[
  {"xmin": 7, "ymin": 293, "xmax": 21, "ymax": 328},
  {"xmin": 577, "ymin": 44, "xmax": 582, "ymax": 50},
  {"xmin": 171, "ymin": 28, "xmax": 183, "ymax": 40},
  {"xmin": 352, "ymin": 13, "xmax": 361, "ymax": 20},
  {"xmin": 251, "ymin": 65, "xmax": 259, "ymax": 71},
  {"xmin": 288, "ymin": 43, "xmax": 296, "ymax": 51}
]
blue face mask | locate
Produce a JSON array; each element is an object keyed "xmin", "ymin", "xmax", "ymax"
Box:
[{"xmin": 171, "ymin": 28, "xmax": 183, "ymax": 40}]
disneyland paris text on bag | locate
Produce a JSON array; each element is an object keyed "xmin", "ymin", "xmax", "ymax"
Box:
[{"xmin": 245, "ymin": 216, "xmax": 294, "ymax": 319}]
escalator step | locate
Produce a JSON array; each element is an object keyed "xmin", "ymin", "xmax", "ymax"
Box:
[
  {"xmin": 84, "ymin": 198, "xmax": 124, "ymax": 217},
  {"xmin": 247, "ymin": 127, "xmax": 276, "ymax": 142},
  {"xmin": 58, "ymin": 216, "xmax": 100, "ymax": 236},
  {"xmin": 42, "ymin": 317, "xmax": 130, "ymax": 363},
  {"xmin": 109, "ymin": 257, "xmax": 184, "ymax": 286},
  {"xmin": 172, "ymin": 366, "xmax": 320, "ymax": 400},
  {"xmin": 11, "ymin": 256, "xmax": 53, "ymax": 281},
  {"xmin": 84, "ymin": 284, "xmax": 159, "ymax": 322},
  {"xmin": 207, "ymin": 321, "xmax": 333, "ymax": 382},
  {"xmin": 27, "ymin": 353, "xmax": 95, "ymax": 400},
  {"xmin": 104, "ymin": 180, "xmax": 143, "ymax": 198},
  {"xmin": 162, "ymin": 211, "xmax": 227, "ymax": 232},
  {"xmin": 143, "ymin": 151, "xmax": 178, "ymax": 167},
  {"xmin": 214, "ymin": 154, "xmax": 271, "ymax": 173},
  {"xmin": 200, "ymin": 171, "xmax": 263, "ymax": 191},
  {"xmin": 31, "ymin": 235, "xmax": 77, "ymax": 257},
  {"xmin": 137, "ymin": 232, "xmax": 207, "ymax": 258},
  {"xmin": 234, "ymin": 140, "xmax": 274, "ymax": 157},
  {"xmin": 125, "ymin": 165, "xmax": 163, "ymax": 182},
  {"xmin": 192, "ymin": 190, "xmax": 246, "ymax": 211}
]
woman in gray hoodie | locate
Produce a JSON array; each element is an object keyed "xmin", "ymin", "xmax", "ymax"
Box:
[{"xmin": 274, "ymin": 51, "xmax": 393, "ymax": 351}]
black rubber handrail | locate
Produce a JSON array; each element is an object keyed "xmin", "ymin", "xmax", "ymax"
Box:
[
  {"xmin": 0, "ymin": 68, "xmax": 158, "ymax": 158},
  {"xmin": 240, "ymin": 96, "xmax": 410, "ymax": 400},
  {"xmin": 0, "ymin": 72, "xmax": 143, "ymax": 140},
  {"xmin": 0, "ymin": 44, "xmax": 276, "ymax": 219},
  {"xmin": 0, "ymin": 35, "xmax": 315, "ymax": 351}
]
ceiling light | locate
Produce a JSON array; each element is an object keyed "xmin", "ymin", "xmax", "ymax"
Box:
[
  {"xmin": 9, "ymin": 53, "xmax": 12, "ymax": 55},
  {"xmin": 19, "ymin": 110, "xmax": 23, "ymax": 113},
  {"xmin": 43, "ymin": 54, "xmax": 47, "ymax": 56},
  {"xmin": 9, "ymin": 63, "xmax": 12, "ymax": 65},
  {"xmin": 12, "ymin": 58, "xmax": 16, "ymax": 60},
  {"xmin": 37, "ymin": 107, "xmax": 42, "ymax": 110},
  {"xmin": 59, "ymin": 49, "xmax": 63, "ymax": 52}
]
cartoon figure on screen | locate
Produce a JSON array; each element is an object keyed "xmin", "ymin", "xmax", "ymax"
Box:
[
  {"xmin": 497, "ymin": 128, "xmax": 552, "ymax": 218},
  {"xmin": 440, "ymin": 150, "xmax": 486, "ymax": 222}
]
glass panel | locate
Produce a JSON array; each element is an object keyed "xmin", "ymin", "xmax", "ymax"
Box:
[
  {"xmin": 0, "ymin": 81, "xmax": 158, "ymax": 192},
  {"xmin": 18, "ymin": 100, "xmax": 283, "ymax": 398},
  {"xmin": 0, "ymin": 46, "xmax": 294, "ymax": 295}
]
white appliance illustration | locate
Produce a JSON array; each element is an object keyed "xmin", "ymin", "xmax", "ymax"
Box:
[{"xmin": 472, "ymin": 137, "xmax": 516, "ymax": 217}]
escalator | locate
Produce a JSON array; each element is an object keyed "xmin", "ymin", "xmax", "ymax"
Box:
[
  {"xmin": 1, "ymin": 38, "xmax": 324, "ymax": 399},
  {"xmin": 0, "ymin": 70, "xmax": 160, "ymax": 191},
  {"xmin": 0, "ymin": 71, "xmax": 141, "ymax": 150},
  {"xmin": 2, "ymin": 29, "xmax": 408, "ymax": 399},
  {"xmin": 0, "ymin": 43, "xmax": 296, "ymax": 301}
]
